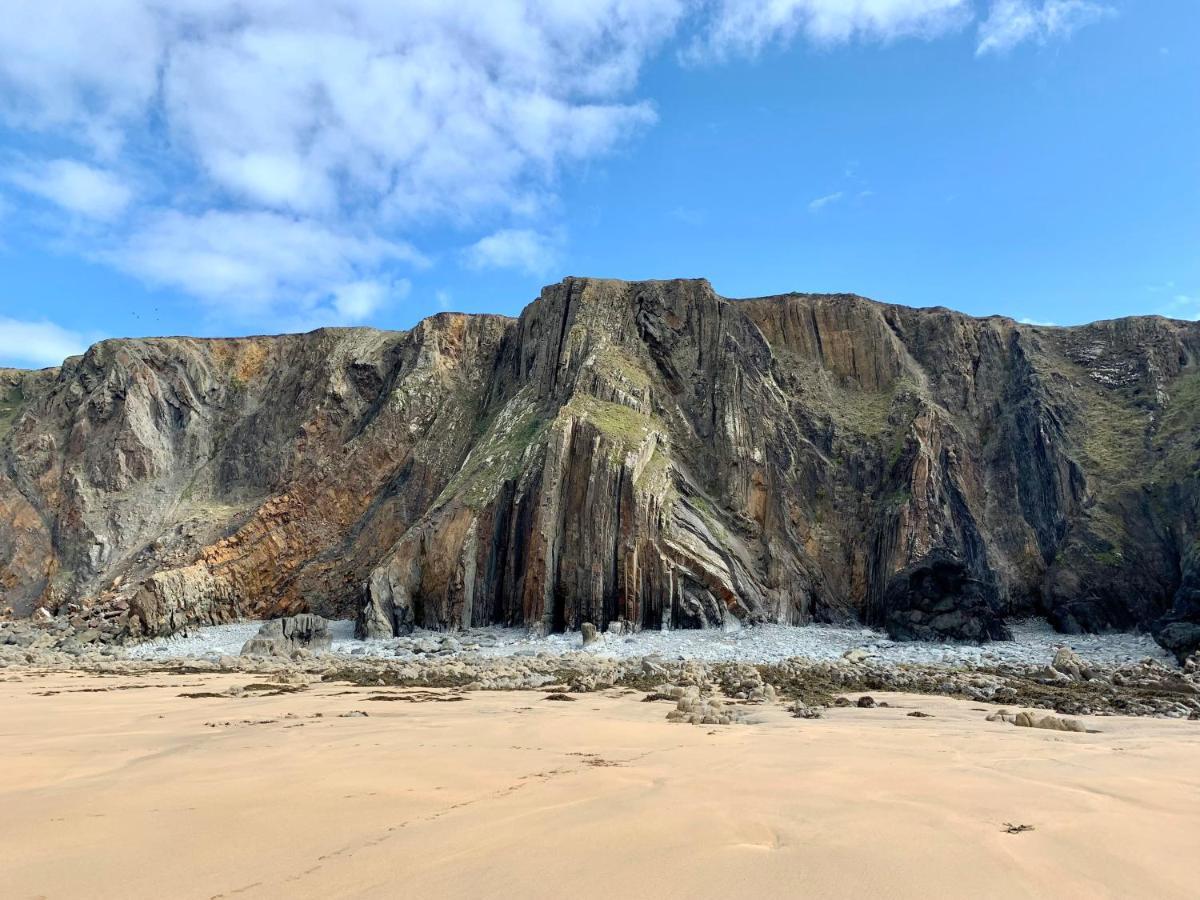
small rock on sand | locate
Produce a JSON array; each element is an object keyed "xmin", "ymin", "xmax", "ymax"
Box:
[{"xmin": 986, "ymin": 709, "xmax": 1089, "ymax": 732}]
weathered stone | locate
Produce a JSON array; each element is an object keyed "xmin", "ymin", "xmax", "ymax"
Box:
[
  {"xmin": 989, "ymin": 709, "xmax": 1089, "ymax": 732},
  {"xmin": 1155, "ymin": 622, "xmax": 1200, "ymax": 664},
  {"xmin": 130, "ymin": 565, "xmax": 239, "ymax": 638},
  {"xmin": 791, "ymin": 702, "xmax": 822, "ymax": 719},
  {"xmin": 1050, "ymin": 647, "xmax": 1097, "ymax": 681},
  {"xmin": 241, "ymin": 615, "xmax": 332, "ymax": 656},
  {"xmin": 580, "ymin": 622, "xmax": 599, "ymax": 647}
]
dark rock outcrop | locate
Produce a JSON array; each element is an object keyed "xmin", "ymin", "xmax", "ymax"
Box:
[{"xmin": 3, "ymin": 277, "xmax": 1200, "ymax": 653}]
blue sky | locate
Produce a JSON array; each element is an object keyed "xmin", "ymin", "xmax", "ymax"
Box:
[{"xmin": 0, "ymin": 0, "xmax": 1197, "ymax": 368}]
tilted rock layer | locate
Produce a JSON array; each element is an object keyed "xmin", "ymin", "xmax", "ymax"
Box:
[{"xmin": 3, "ymin": 278, "xmax": 1200, "ymax": 655}]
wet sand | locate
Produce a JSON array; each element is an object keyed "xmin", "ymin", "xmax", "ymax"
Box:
[{"xmin": 2, "ymin": 671, "xmax": 1197, "ymax": 899}]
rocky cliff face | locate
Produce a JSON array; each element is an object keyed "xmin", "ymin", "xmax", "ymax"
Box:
[{"xmin": 3, "ymin": 278, "xmax": 1200, "ymax": 657}]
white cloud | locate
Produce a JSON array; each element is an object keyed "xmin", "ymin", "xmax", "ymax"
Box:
[
  {"xmin": 1019, "ymin": 316, "xmax": 1058, "ymax": 326},
  {"xmin": 101, "ymin": 210, "xmax": 425, "ymax": 314},
  {"xmin": 435, "ymin": 289, "xmax": 452, "ymax": 310},
  {"xmin": 0, "ymin": 0, "xmax": 161, "ymax": 152},
  {"xmin": 1, "ymin": 2, "xmax": 685, "ymax": 199},
  {"xmin": 977, "ymin": 0, "xmax": 1113, "ymax": 55},
  {"xmin": 689, "ymin": 0, "xmax": 972, "ymax": 60},
  {"xmin": 0, "ymin": 0, "xmax": 1124, "ymax": 331},
  {"xmin": 808, "ymin": 191, "xmax": 845, "ymax": 211},
  {"xmin": 332, "ymin": 279, "xmax": 409, "ymax": 323},
  {"xmin": 464, "ymin": 228, "xmax": 562, "ymax": 276},
  {"xmin": 0, "ymin": 317, "xmax": 89, "ymax": 367},
  {"xmin": 0, "ymin": 0, "xmax": 684, "ymax": 322},
  {"xmin": 5, "ymin": 159, "xmax": 132, "ymax": 220},
  {"xmin": 1163, "ymin": 294, "xmax": 1200, "ymax": 321}
]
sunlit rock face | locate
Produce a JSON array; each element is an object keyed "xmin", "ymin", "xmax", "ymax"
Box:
[{"xmin": 4, "ymin": 277, "xmax": 1200, "ymax": 656}]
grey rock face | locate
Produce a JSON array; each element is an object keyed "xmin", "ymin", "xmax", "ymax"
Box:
[
  {"xmin": 241, "ymin": 614, "xmax": 332, "ymax": 656},
  {"xmin": 3, "ymin": 278, "xmax": 1200, "ymax": 655}
]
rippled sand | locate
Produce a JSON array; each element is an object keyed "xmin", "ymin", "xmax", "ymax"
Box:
[{"xmin": 2, "ymin": 671, "xmax": 1197, "ymax": 899}]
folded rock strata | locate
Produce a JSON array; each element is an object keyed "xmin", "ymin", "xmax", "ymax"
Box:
[{"xmin": 2, "ymin": 277, "xmax": 1200, "ymax": 657}]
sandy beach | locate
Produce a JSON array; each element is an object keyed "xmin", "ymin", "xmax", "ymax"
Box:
[{"xmin": 2, "ymin": 670, "xmax": 1197, "ymax": 900}]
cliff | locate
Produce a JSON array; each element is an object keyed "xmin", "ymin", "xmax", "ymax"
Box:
[{"xmin": 3, "ymin": 278, "xmax": 1199, "ymax": 658}]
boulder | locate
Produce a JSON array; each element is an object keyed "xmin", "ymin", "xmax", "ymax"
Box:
[
  {"xmin": 1155, "ymin": 621, "xmax": 1200, "ymax": 664},
  {"xmin": 1050, "ymin": 647, "xmax": 1097, "ymax": 681},
  {"xmin": 988, "ymin": 709, "xmax": 1088, "ymax": 732},
  {"xmin": 130, "ymin": 565, "xmax": 239, "ymax": 638},
  {"xmin": 790, "ymin": 702, "xmax": 822, "ymax": 719},
  {"xmin": 880, "ymin": 556, "xmax": 1011, "ymax": 644},
  {"xmin": 241, "ymin": 615, "xmax": 332, "ymax": 657},
  {"xmin": 580, "ymin": 622, "xmax": 599, "ymax": 647}
]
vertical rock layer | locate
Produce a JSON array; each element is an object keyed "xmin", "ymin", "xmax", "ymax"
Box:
[{"xmin": 3, "ymin": 278, "xmax": 1200, "ymax": 656}]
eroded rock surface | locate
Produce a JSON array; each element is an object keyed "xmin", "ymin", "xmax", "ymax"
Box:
[
  {"xmin": 241, "ymin": 615, "xmax": 332, "ymax": 657},
  {"xmin": 4, "ymin": 278, "xmax": 1200, "ymax": 655}
]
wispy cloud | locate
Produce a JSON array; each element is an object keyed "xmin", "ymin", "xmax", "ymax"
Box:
[
  {"xmin": 686, "ymin": 0, "xmax": 972, "ymax": 60},
  {"xmin": 0, "ymin": 317, "xmax": 90, "ymax": 368},
  {"xmin": 98, "ymin": 210, "xmax": 425, "ymax": 319},
  {"xmin": 1019, "ymin": 316, "xmax": 1059, "ymax": 326},
  {"xmin": 464, "ymin": 228, "xmax": 563, "ymax": 276},
  {"xmin": 5, "ymin": 158, "xmax": 132, "ymax": 220},
  {"xmin": 808, "ymin": 191, "xmax": 845, "ymax": 212},
  {"xmin": 332, "ymin": 279, "xmax": 410, "ymax": 324},
  {"xmin": 977, "ymin": 0, "xmax": 1114, "ymax": 55},
  {"xmin": 687, "ymin": 1, "xmax": 1111, "ymax": 61},
  {"xmin": 1162, "ymin": 294, "xmax": 1200, "ymax": 321}
]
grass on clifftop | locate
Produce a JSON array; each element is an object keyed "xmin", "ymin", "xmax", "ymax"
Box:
[{"xmin": 564, "ymin": 395, "xmax": 660, "ymax": 454}]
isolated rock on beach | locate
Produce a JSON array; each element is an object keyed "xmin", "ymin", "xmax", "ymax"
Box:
[
  {"xmin": 581, "ymin": 622, "xmax": 599, "ymax": 647},
  {"xmin": 790, "ymin": 702, "xmax": 823, "ymax": 719},
  {"xmin": 1050, "ymin": 647, "xmax": 1096, "ymax": 681},
  {"xmin": 986, "ymin": 709, "xmax": 1088, "ymax": 733},
  {"xmin": 666, "ymin": 689, "xmax": 748, "ymax": 726},
  {"xmin": 241, "ymin": 615, "xmax": 332, "ymax": 657}
]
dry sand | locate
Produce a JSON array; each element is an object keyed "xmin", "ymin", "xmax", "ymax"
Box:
[{"xmin": 2, "ymin": 671, "xmax": 1197, "ymax": 900}]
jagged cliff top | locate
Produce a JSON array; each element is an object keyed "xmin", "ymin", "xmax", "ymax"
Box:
[{"xmin": 8, "ymin": 277, "xmax": 1194, "ymax": 374}]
